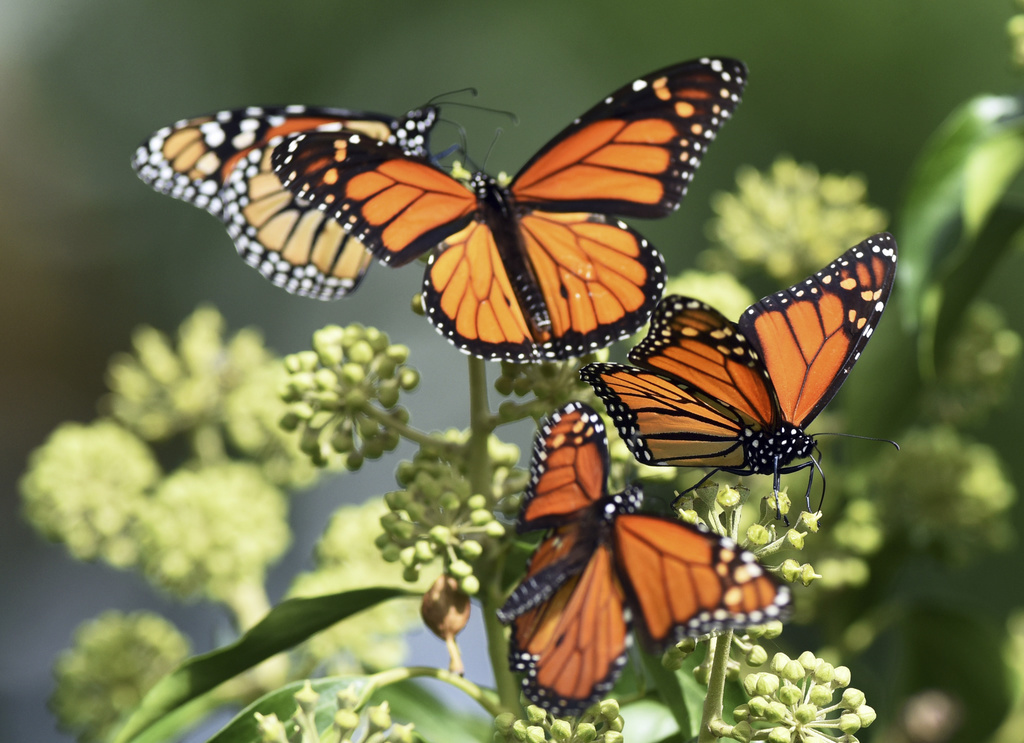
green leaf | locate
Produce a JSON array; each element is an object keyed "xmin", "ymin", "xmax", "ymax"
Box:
[
  {"xmin": 898, "ymin": 94, "xmax": 1024, "ymax": 328},
  {"xmin": 620, "ymin": 698, "xmax": 681, "ymax": 743},
  {"xmin": 639, "ymin": 649, "xmax": 700, "ymax": 739},
  {"xmin": 369, "ymin": 679, "xmax": 491, "ymax": 743},
  {"xmin": 113, "ymin": 587, "xmax": 417, "ymax": 743},
  {"xmin": 207, "ymin": 676, "xmax": 371, "ymax": 743}
]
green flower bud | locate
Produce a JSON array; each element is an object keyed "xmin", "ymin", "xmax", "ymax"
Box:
[
  {"xmin": 794, "ymin": 703, "xmax": 818, "ymax": 724},
  {"xmin": 428, "ymin": 525, "xmax": 452, "ymax": 545},
  {"xmin": 748, "ymin": 696, "xmax": 768, "ymax": 716},
  {"xmin": 470, "ymin": 509, "xmax": 494, "ymax": 526},
  {"xmin": 386, "ymin": 345, "xmax": 410, "ymax": 363},
  {"xmin": 743, "ymin": 673, "xmax": 761, "ymax": 697},
  {"xmin": 256, "ymin": 712, "xmax": 287, "ymax": 740},
  {"xmin": 449, "ymin": 559, "xmax": 473, "ymax": 578},
  {"xmin": 511, "ymin": 719, "xmax": 528, "ymax": 740},
  {"xmin": 782, "ymin": 660, "xmax": 806, "ymax": 683},
  {"xmin": 399, "ymin": 368, "xmax": 420, "ymax": 391},
  {"xmin": 798, "ymin": 511, "xmax": 820, "ymax": 532},
  {"xmin": 380, "ymin": 543, "xmax": 402, "ymax": 562},
  {"xmin": 575, "ymin": 722, "xmax": 597, "ymax": 742},
  {"xmin": 485, "ymin": 521, "xmax": 506, "ymax": 538},
  {"xmin": 399, "ymin": 546, "xmax": 417, "ymax": 567},
  {"xmin": 813, "ymin": 661, "xmax": 835, "ymax": 684},
  {"xmin": 288, "ymin": 401, "xmax": 316, "ymax": 421},
  {"xmin": 402, "ymin": 564, "xmax": 420, "ymax": 582},
  {"xmin": 526, "ymin": 705, "xmax": 547, "ymax": 724},
  {"xmin": 294, "ymin": 680, "xmax": 319, "ymax": 712},
  {"xmin": 526, "ymin": 725, "xmax": 546, "ymax": 743},
  {"xmin": 777, "ymin": 684, "xmax": 802, "ymax": 706},
  {"xmin": 717, "ymin": 485, "xmax": 742, "ymax": 508},
  {"xmin": 799, "ymin": 563, "xmax": 820, "ymax": 585},
  {"xmin": 459, "ymin": 574, "xmax": 480, "ymax": 595},
  {"xmin": 798, "ymin": 651, "xmax": 817, "ymax": 671},
  {"xmin": 494, "ymin": 377, "xmax": 514, "ymax": 396},
  {"xmin": 833, "ymin": 665, "xmax": 852, "ymax": 687},
  {"xmin": 549, "ymin": 720, "xmax": 571, "ymax": 742},
  {"xmin": 414, "ymin": 540, "xmax": 436, "ymax": 562},
  {"xmin": 780, "ymin": 559, "xmax": 802, "ymax": 583},
  {"xmin": 345, "ymin": 451, "xmax": 364, "ymax": 471},
  {"xmin": 466, "ymin": 494, "xmax": 487, "ymax": 510},
  {"xmin": 494, "ymin": 713, "xmax": 516, "ymax": 735},
  {"xmin": 766, "ymin": 727, "xmax": 792, "ymax": 743},
  {"xmin": 314, "ymin": 367, "xmax": 339, "ymax": 391},
  {"xmin": 840, "ymin": 688, "xmax": 866, "ymax": 710},
  {"xmin": 389, "ymin": 722, "xmax": 415, "ymax": 743},
  {"xmin": 785, "ymin": 530, "xmax": 805, "ymax": 549},
  {"xmin": 598, "ymin": 698, "xmax": 620, "ymax": 720},
  {"xmin": 731, "ymin": 720, "xmax": 753, "ymax": 743},
  {"xmin": 367, "ymin": 702, "xmax": 392, "ymax": 732},
  {"xmin": 341, "ymin": 362, "xmax": 366, "ymax": 385},
  {"xmin": 808, "ymin": 684, "xmax": 833, "ymax": 707},
  {"xmin": 839, "ymin": 713, "xmax": 862, "ymax": 733},
  {"xmin": 746, "ymin": 523, "xmax": 770, "ymax": 546},
  {"xmin": 747, "ymin": 645, "xmax": 768, "ymax": 666},
  {"xmin": 335, "ymin": 708, "xmax": 361, "ymax": 732},
  {"xmin": 756, "ymin": 674, "xmax": 780, "ymax": 696},
  {"xmin": 377, "ymin": 357, "xmax": 398, "ymax": 380},
  {"xmin": 857, "ymin": 704, "xmax": 876, "ymax": 726},
  {"xmin": 459, "ymin": 539, "xmax": 484, "ymax": 560},
  {"xmin": 604, "ymin": 733, "xmax": 624, "ymax": 743}
]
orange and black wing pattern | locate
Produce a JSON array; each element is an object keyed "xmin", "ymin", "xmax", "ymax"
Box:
[
  {"xmin": 517, "ymin": 401, "xmax": 611, "ymax": 529},
  {"xmin": 133, "ymin": 105, "xmax": 437, "ymax": 298},
  {"xmin": 510, "ymin": 57, "xmax": 747, "ymax": 217},
  {"xmin": 273, "ymin": 132, "xmax": 479, "ymax": 267},
  {"xmin": 579, "ymin": 361, "xmax": 752, "ymax": 470},
  {"xmin": 614, "ymin": 515, "xmax": 790, "ymax": 650},
  {"xmin": 740, "ymin": 232, "xmax": 898, "ymax": 428}
]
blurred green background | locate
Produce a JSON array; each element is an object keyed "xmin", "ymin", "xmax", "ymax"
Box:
[{"xmin": 4, "ymin": 1, "xmax": 1023, "ymax": 741}]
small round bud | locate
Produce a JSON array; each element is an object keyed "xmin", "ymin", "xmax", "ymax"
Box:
[
  {"xmin": 777, "ymin": 683, "xmax": 802, "ymax": 706},
  {"xmin": 746, "ymin": 523, "xmax": 770, "ymax": 546},
  {"xmin": 459, "ymin": 540, "xmax": 483, "ymax": 560},
  {"xmin": 402, "ymin": 564, "xmax": 420, "ymax": 582},
  {"xmin": 780, "ymin": 559, "xmax": 802, "ymax": 582},
  {"xmin": 459, "ymin": 574, "xmax": 480, "ymax": 595},
  {"xmin": 470, "ymin": 509, "xmax": 494, "ymax": 526},
  {"xmin": 334, "ymin": 708, "xmax": 361, "ymax": 731},
  {"xmin": 746, "ymin": 645, "xmax": 768, "ymax": 666},
  {"xmin": 467, "ymin": 494, "xmax": 488, "ymax": 510},
  {"xmin": 798, "ymin": 651, "xmax": 817, "ymax": 671},
  {"xmin": 449, "ymin": 559, "xmax": 473, "ymax": 578},
  {"xmin": 428, "ymin": 525, "xmax": 452, "ymax": 545},
  {"xmin": 367, "ymin": 702, "xmax": 392, "ymax": 732},
  {"xmin": 598, "ymin": 698, "xmax": 620, "ymax": 719},
  {"xmin": 525, "ymin": 705, "xmax": 547, "ymax": 724},
  {"xmin": 386, "ymin": 344, "xmax": 410, "ymax": 363},
  {"xmin": 808, "ymin": 683, "xmax": 833, "ymax": 707},
  {"xmin": 414, "ymin": 540, "xmax": 436, "ymax": 563},
  {"xmin": 839, "ymin": 712, "xmax": 862, "ymax": 733},
  {"xmin": 840, "ymin": 688, "xmax": 866, "ymax": 710},
  {"xmin": 439, "ymin": 491, "xmax": 461, "ymax": 511},
  {"xmin": 747, "ymin": 696, "xmax": 768, "ymax": 716},
  {"xmin": 484, "ymin": 521, "xmax": 506, "ymax": 538},
  {"xmin": 766, "ymin": 727, "xmax": 792, "ymax": 743},
  {"xmin": 574, "ymin": 723, "xmax": 597, "ymax": 742},
  {"xmin": 525, "ymin": 725, "xmax": 546, "ymax": 743},
  {"xmin": 341, "ymin": 362, "xmax": 366, "ymax": 385},
  {"xmin": 411, "ymin": 293, "xmax": 425, "ymax": 315},
  {"xmin": 765, "ymin": 701, "xmax": 789, "ymax": 721},
  {"xmin": 378, "ymin": 384, "xmax": 400, "ymax": 409},
  {"xmin": 511, "ymin": 720, "xmax": 528, "ymax": 740},
  {"xmin": 294, "ymin": 681, "xmax": 319, "ymax": 712},
  {"xmin": 782, "ymin": 660, "xmax": 806, "ymax": 683},
  {"xmin": 717, "ymin": 485, "xmax": 741, "ymax": 508},
  {"xmin": 399, "ymin": 546, "xmax": 417, "ymax": 567},
  {"xmin": 799, "ymin": 563, "xmax": 820, "ymax": 585},
  {"xmin": 756, "ymin": 674, "xmax": 780, "ymax": 696},
  {"xmin": 389, "ymin": 722, "xmax": 415, "ymax": 743},
  {"xmin": 857, "ymin": 704, "xmax": 876, "ymax": 726},
  {"xmin": 604, "ymin": 733, "xmax": 624, "ymax": 743},
  {"xmin": 794, "ymin": 703, "xmax": 818, "ymax": 724},
  {"xmin": 798, "ymin": 510, "xmax": 821, "ymax": 532},
  {"xmin": 550, "ymin": 720, "xmax": 572, "ymax": 742},
  {"xmin": 833, "ymin": 665, "xmax": 852, "ymax": 687},
  {"xmin": 785, "ymin": 530, "xmax": 805, "ymax": 550},
  {"xmin": 730, "ymin": 720, "xmax": 753, "ymax": 743},
  {"xmin": 494, "ymin": 713, "xmax": 516, "ymax": 735},
  {"xmin": 399, "ymin": 368, "xmax": 420, "ymax": 390}
]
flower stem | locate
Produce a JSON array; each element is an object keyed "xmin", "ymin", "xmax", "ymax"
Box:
[
  {"xmin": 361, "ymin": 665, "xmax": 504, "ymax": 717},
  {"xmin": 698, "ymin": 630, "xmax": 734, "ymax": 743},
  {"xmin": 360, "ymin": 404, "xmax": 462, "ymax": 458}
]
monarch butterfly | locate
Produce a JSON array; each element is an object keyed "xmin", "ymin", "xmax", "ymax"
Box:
[
  {"xmin": 580, "ymin": 232, "xmax": 898, "ymax": 504},
  {"xmin": 132, "ymin": 105, "xmax": 437, "ymax": 299},
  {"xmin": 497, "ymin": 401, "xmax": 790, "ymax": 715},
  {"xmin": 271, "ymin": 58, "xmax": 747, "ymax": 362}
]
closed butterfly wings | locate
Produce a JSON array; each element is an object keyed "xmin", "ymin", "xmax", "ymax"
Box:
[
  {"xmin": 581, "ymin": 232, "xmax": 898, "ymax": 482},
  {"xmin": 498, "ymin": 402, "xmax": 790, "ymax": 714},
  {"xmin": 272, "ymin": 58, "xmax": 748, "ymax": 361},
  {"xmin": 132, "ymin": 105, "xmax": 437, "ymax": 299}
]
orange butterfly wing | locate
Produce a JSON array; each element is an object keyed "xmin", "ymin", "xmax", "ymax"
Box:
[
  {"xmin": 740, "ymin": 232, "xmax": 898, "ymax": 428},
  {"xmin": 511, "ymin": 58, "xmax": 747, "ymax": 216},
  {"xmin": 614, "ymin": 514, "xmax": 790, "ymax": 649},
  {"xmin": 508, "ymin": 544, "xmax": 630, "ymax": 716},
  {"xmin": 579, "ymin": 363, "xmax": 750, "ymax": 469},
  {"xmin": 134, "ymin": 106, "xmax": 436, "ymax": 298}
]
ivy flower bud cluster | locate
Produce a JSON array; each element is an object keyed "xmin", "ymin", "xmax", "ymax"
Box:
[
  {"xmin": 494, "ymin": 358, "xmax": 601, "ymax": 422},
  {"xmin": 256, "ymin": 682, "xmax": 414, "ymax": 743},
  {"xmin": 280, "ymin": 324, "xmax": 419, "ymax": 469},
  {"xmin": 375, "ymin": 434, "xmax": 516, "ymax": 594},
  {"xmin": 493, "ymin": 699, "xmax": 624, "ymax": 743},
  {"xmin": 725, "ymin": 651, "xmax": 874, "ymax": 743}
]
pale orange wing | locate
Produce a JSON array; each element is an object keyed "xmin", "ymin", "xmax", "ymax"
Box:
[{"xmin": 614, "ymin": 514, "xmax": 790, "ymax": 649}]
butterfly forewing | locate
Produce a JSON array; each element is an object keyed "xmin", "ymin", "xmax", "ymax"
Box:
[
  {"xmin": 511, "ymin": 58, "xmax": 748, "ymax": 217},
  {"xmin": 629, "ymin": 296, "xmax": 778, "ymax": 427},
  {"xmin": 741, "ymin": 232, "xmax": 898, "ymax": 428}
]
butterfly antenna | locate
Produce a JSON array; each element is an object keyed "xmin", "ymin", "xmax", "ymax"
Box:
[
  {"xmin": 427, "ymin": 87, "xmax": 480, "ymax": 105},
  {"xmin": 809, "ymin": 453, "xmax": 828, "ymax": 515},
  {"xmin": 813, "ymin": 431, "xmax": 900, "ymax": 451}
]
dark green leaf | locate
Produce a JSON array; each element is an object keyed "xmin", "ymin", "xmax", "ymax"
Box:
[{"xmin": 113, "ymin": 587, "xmax": 417, "ymax": 743}]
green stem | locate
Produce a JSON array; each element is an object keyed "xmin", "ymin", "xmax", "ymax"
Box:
[
  {"xmin": 360, "ymin": 404, "xmax": 463, "ymax": 459},
  {"xmin": 464, "ymin": 357, "xmax": 520, "ymax": 712},
  {"xmin": 697, "ymin": 630, "xmax": 734, "ymax": 743},
  {"xmin": 359, "ymin": 665, "xmax": 504, "ymax": 717}
]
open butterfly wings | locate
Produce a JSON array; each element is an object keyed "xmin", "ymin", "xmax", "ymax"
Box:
[
  {"xmin": 271, "ymin": 58, "xmax": 747, "ymax": 361},
  {"xmin": 132, "ymin": 105, "xmax": 437, "ymax": 299},
  {"xmin": 581, "ymin": 232, "xmax": 898, "ymax": 477},
  {"xmin": 499, "ymin": 402, "xmax": 790, "ymax": 715}
]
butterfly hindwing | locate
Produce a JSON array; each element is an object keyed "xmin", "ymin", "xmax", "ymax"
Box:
[
  {"xmin": 133, "ymin": 105, "xmax": 437, "ymax": 298},
  {"xmin": 741, "ymin": 232, "xmax": 898, "ymax": 428}
]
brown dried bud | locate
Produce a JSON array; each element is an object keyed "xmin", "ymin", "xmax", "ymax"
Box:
[{"xmin": 421, "ymin": 575, "xmax": 471, "ymax": 674}]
